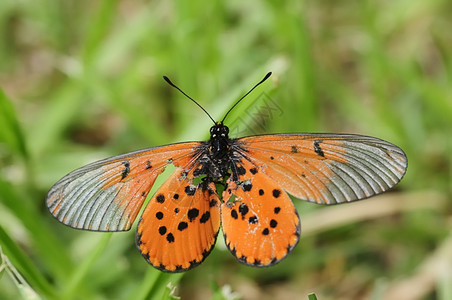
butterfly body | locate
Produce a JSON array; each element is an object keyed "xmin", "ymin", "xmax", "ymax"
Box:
[{"xmin": 47, "ymin": 73, "xmax": 407, "ymax": 272}]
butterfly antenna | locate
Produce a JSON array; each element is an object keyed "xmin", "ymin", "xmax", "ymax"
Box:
[
  {"xmin": 221, "ymin": 72, "xmax": 272, "ymax": 123},
  {"xmin": 163, "ymin": 76, "xmax": 216, "ymax": 124}
]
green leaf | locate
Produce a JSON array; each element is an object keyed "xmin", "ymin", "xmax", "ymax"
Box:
[{"xmin": 0, "ymin": 88, "xmax": 28, "ymax": 159}]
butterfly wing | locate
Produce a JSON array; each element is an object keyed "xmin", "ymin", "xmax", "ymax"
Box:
[
  {"xmin": 221, "ymin": 133, "xmax": 406, "ymax": 266},
  {"xmin": 137, "ymin": 169, "xmax": 221, "ymax": 272},
  {"xmin": 236, "ymin": 133, "xmax": 407, "ymax": 204},
  {"xmin": 221, "ymin": 158, "xmax": 301, "ymax": 267},
  {"xmin": 46, "ymin": 142, "xmax": 202, "ymax": 231}
]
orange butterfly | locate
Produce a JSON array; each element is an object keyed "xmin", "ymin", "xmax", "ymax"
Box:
[{"xmin": 47, "ymin": 72, "xmax": 407, "ymax": 272}]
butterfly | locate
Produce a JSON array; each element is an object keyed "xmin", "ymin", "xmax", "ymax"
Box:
[{"xmin": 46, "ymin": 72, "xmax": 407, "ymax": 272}]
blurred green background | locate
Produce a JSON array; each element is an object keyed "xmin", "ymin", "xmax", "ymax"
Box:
[{"xmin": 0, "ymin": 0, "xmax": 451, "ymax": 299}]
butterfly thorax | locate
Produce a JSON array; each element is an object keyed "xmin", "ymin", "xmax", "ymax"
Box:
[
  {"xmin": 209, "ymin": 123, "xmax": 230, "ymax": 159},
  {"xmin": 190, "ymin": 123, "xmax": 240, "ymax": 181},
  {"xmin": 206, "ymin": 123, "xmax": 233, "ymax": 178}
]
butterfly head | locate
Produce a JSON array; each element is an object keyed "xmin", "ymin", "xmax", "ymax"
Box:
[{"xmin": 210, "ymin": 122, "xmax": 229, "ymax": 139}]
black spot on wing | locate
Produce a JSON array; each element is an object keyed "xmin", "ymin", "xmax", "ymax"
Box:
[
  {"xmin": 188, "ymin": 208, "xmax": 199, "ymax": 221},
  {"xmin": 272, "ymin": 189, "xmax": 281, "ymax": 198},
  {"xmin": 121, "ymin": 161, "xmax": 130, "ymax": 180},
  {"xmin": 166, "ymin": 233, "xmax": 175, "ymax": 243},
  {"xmin": 156, "ymin": 212, "xmax": 164, "ymax": 220},
  {"xmin": 242, "ymin": 182, "xmax": 252, "ymax": 192},
  {"xmin": 158, "ymin": 226, "xmax": 167, "ymax": 235},
  {"xmin": 249, "ymin": 168, "xmax": 258, "ymax": 174},
  {"xmin": 178, "ymin": 222, "xmax": 188, "ymax": 231},
  {"xmin": 145, "ymin": 160, "xmax": 152, "ymax": 169},
  {"xmin": 291, "ymin": 146, "xmax": 298, "ymax": 153},
  {"xmin": 185, "ymin": 185, "xmax": 196, "ymax": 196},
  {"xmin": 270, "ymin": 219, "xmax": 278, "ymax": 228},
  {"xmin": 259, "ymin": 189, "xmax": 264, "ymax": 196},
  {"xmin": 249, "ymin": 216, "xmax": 258, "ymax": 224},
  {"xmin": 200, "ymin": 212, "xmax": 210, "ymax": 223},
  {"xmin": 314, "ymin": 140, "xmax": 325, "ymax": 157},
  {"xmin": 156, "ymin": 194, "xmax": 165, "ymax": 203},
  {"xmin": 231, "ymin": 209, "xmax": 238, "ymax": 219},
  {"xmin": 238, "ymin": 204, "xmax": 249, "ymax": 217}
]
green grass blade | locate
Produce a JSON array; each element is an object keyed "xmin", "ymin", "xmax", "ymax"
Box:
[
  {"xmin": 60, "ymin": 234, "xmax": 112, "ymax": 300},
  {"xmin": 0, "ymin": 178, "xmax": 73, "ymax": 281},
  {"xmin": 0, "ymin": 87, "xmax": 28, "ymax": 159},
  {"xmin": 0, "ymin": 226, "xmax": 54, "ymax": 298},
  {"xmin": 127, "ymin": 269, "xmax": 183, "ymax": 300},
  {"xmin": 0, "ymin": 246, "xmax": 41, "ymax": 300}
]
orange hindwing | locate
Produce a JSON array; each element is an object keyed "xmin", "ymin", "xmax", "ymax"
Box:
[
  {"xmin": 137, "ymin": 170, "xmax": 220, "ymax": 272},
  {"xmin": 221, "ymin": 158, "xmax": 300, "ymax": 266}
]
